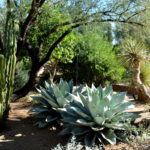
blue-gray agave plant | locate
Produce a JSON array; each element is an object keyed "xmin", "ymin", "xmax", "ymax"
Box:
[
  {"xmin": 31, "ymin": 79, "xmax": 84, "ymax": 128},
  {"xmin": 59, "ymin": 85, "xmax": 140, "ymax": 146}
]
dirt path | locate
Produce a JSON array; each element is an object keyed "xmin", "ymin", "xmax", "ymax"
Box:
[
  {"xmin": 0, "ymin": 101, "xmax": 150, "ymax": 150},
  {"xmin": 0, "ymin": 102, "xmax": 67, "ymax": 150}
]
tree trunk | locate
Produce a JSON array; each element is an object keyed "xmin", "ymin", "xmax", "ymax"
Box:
[
  {"xmin": 113, "ymin": 61, "xmax": 150, "ymax": 102},
  {"xmin": 13, "ymin": 63, "xmax": 42, "ymax": 100},
  {"xmin": 131, "ymin": 61, "xmax": 150, "ymax": 102},
  {"xmin": 132, "ymin": 61, "xmax": 142, "ymax": 87}
]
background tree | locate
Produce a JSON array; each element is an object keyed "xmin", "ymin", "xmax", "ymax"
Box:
[{"xmin": 0, "ymin": 0, "xmax": 147, "ymax": 99}]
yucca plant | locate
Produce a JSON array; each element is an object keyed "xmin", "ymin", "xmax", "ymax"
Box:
[
  {"xmin": 31, "ymin": 79, "xmax": 84, "ymax": 128},
  {"xmin": 59, "ymin": 85, "xmax": 140, "ymax": 146},
  {"xmin": 120, "ymin": 39, "xmax": 150, "ymax": 102}
]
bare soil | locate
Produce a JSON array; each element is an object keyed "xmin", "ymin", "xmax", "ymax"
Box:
[
  {"xmin": 0, "ymin": 102, "xmax": 67, "ymax": 150},
  {"xmin": 0, "ymin": 100, "xmax": 150, "ymax": 150}
]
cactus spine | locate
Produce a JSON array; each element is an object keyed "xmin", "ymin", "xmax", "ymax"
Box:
[{"xmin": 0, "ymin": 0, "xmax": 17, "ymax": 126}]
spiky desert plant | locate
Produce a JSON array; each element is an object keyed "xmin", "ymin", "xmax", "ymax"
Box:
[
  {"xmin": 31, "ymin": 79, "xmax": 84, "ymax": 128},
  {"xmin": 0, "ymin": 1, "xmax": 17, "ymax": 127},
  {"xmin": 121, "ymin": 39, "xmax": 149, "ymax": 86},
  {"xmin": 120, "ymin": 39, "xmax": 150, "ymax": 102},
  {"xmin": 59, "ymin": 85, "xmax": 140, "ymax": 146}
]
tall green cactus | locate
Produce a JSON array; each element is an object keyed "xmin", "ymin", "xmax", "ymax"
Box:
[{"xmin": 0, "ymin": 0, "xmax": 17, "ymax": 127}]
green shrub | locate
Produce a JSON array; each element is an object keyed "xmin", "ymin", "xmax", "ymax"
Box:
[
  {"xmin": 30, "ymin": 79, "xmax": 84, "ymax": 128},
  {"xmin": 59, "ymin": 85, "xmax": 140, "ymax": 146},
  {"xmin": 14, "ymin": 59, "xmax": 30, "ymax": 92},
  {"xmin": 71, "ymin": 26, "xmax": 125, "ymax": 85}
]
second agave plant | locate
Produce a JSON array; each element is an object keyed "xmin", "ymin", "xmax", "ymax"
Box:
[
  {"xmin": 59, "ymin": 85, "xmax": 140, "ymax": 146},
  {"xmin": 30, "ymin": 79, "xmax": 84, "ymax": 128}
]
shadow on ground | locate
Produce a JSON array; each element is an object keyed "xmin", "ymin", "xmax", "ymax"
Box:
[{"xmin": 0, "ymin": 102, "xmax": 68, "ymax": 150}]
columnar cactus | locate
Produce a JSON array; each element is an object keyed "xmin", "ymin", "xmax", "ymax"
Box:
[
  {"xmin": 0, "ymin": 0, "xmax": 17, "ymax": 126},
  {"xmin": 0, "ymin": 53, "xmax": 16, "ymax": 121}
]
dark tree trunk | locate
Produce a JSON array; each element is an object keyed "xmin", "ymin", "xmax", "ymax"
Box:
[{"xmin": 13, "ymin": 63, "xmax": 42, "ymax": 100}]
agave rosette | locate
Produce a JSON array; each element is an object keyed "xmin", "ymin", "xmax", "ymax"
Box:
[
  {"xmin": 59, "ymin": 85, "xmax": 140, "ymax": 146},
  {"xmin": 31, "ymin": 79, "xmax": 84, "ymax": 128}
]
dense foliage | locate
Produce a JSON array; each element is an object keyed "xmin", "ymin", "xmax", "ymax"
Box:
[{"xmin": 59, "ymin": 25, "xmax": 125, "ymax": 85}]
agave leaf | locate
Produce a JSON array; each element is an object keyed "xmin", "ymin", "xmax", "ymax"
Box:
[
  {"xmin": 59, "ymin": 79, "xmax": 70, "ymax": 95},
  {"xmin": 44, "ymin": 82, "xmax": 56, "ymax": 100},
  {"xmin": 104, "ymin": 122, "xmax": 126, "ymax": 130},
  {"xmin": 94, "ymin": 116, "xmax": 105, "ymax": 125},
  {"xmin": 73, "ymin": 85, "xmax": 84, "ymax": 94},
  {"xmin": 71, "ymin": 126, "xmax": 91, "ymax": 135},
  {"xmin": 76, "ymin": 119, "xmax": 95, "ymax": 126},
  {"xmin": 104, "ymin": 109, "xmax": 115, "ymax": 120},
  {"xmin": 113, "ymin": 101, "xmax": 135, "ymax": 114},
  {"xmin": 45, "ymin": 116, "xmax": 58, "ymax": 123},
  {"xmin": 31, "ymin": 112, "xmax": 48, "ymax": 119},
  {"xmin": 84, "ymin": 133, "xmax": 96, "ymax": 147},
  {"xmin": 38, "ymin": 87, "xmax": 60, "ymax": 107},
  {"xmin": 112, "ymin": 113, "xmax": 140, "ymax": 122},
  {"xmin": 86, "ymin": 85, "xmax": 92, "ymax": 102},
  {"xmin": 88, "ymin": 102, "xmax": 100, "ymax": 118},
  {"xmin": 101, "ymin": 129, "xmax": 116, "ymax": 145},
  {"xmin": 31, "ymin": 106, "xmax": 50, "ymax": 112},
  {"xmin": 46, "ymin": 98, "xmax": 59, "ymax": 108},
  {"xmin": 91, "ymin": 84, "xmax": 97, "ymax": 92},
  {"xmin": 32, "ymin": 92, "xmax": 58, "ymax": 108},
  {"xmin": 90, "ymin": 88, "xmax": 100, "ymax": 106},
  {"xmin": 45, "ymin": 81, "xmax": 53, "ymax": 93},
  {"xmin": 70, "ymin": 105, "xmax": 92, "ymax": 121},
  {"xmin": 97, "ymin": 85, "xmax": 103, "ymax": 99},
  {"xmin": 31, "ymin": 96, "xmax": 51, "ymax": 107},
  {"xmin": 70, "ymin": 99, "xmax": 90, "ymax": 116},
  {"xmin": 68, "ymin": 79, "xmax": 73, "ymax": 93},
  {"xmin": 58, "ymin": 108, "xmax": 80, "ymax": 118},
  {"xmin": 69, "ymin": 93, "xmax": 82, "ymax": 104},
  {"xmin": 109, "ymin": 92, "xmax": 126, "ymax": 108},
  {"xmin": 59, "ymin": 126, "xmax": 71, "ymax": 135},
  {"xmin": 52, "ymin": 84, "xmax": 67, "ymax": 107},
  {"xmin": 78, "ymin": 93, "xmax": 89, "ymax": 110},
  {"xmin": 91, "ymin": 126, "xmax": 105, "ymax": 132},
  {"xmin": 39, "ymin": 86, "xmax": 55, "ymax": 101},
  {"xmin": 61, "ymin": 116, "xmax": 78, "ymax": 125},
  {"xmin": 102, "ymin": 86, "xmax": 113, "ymax": 98},
  {"xmin": 122, "ymin": 112, "xmax": 141, "ymax": 120},
  {"xmin": 34, "ymin": 121, "xmax": 48, "ymax": 128}
]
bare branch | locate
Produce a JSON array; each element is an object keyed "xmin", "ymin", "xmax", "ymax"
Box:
[
  {"xmin": 17, "ymin": 0, "xmax": 46, "ymax": 56},
  {"xmin": 40, "ymin": 29, "xmax": 72, "ymax": 65}
]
